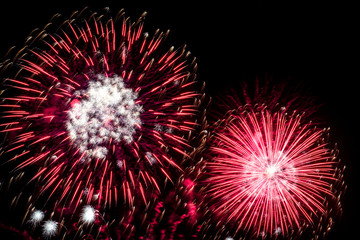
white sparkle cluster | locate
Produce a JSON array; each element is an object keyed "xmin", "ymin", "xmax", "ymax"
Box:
[
  {"xmin": 42, "ymin": 220, "xmax": 58, "ymax": 238},
  {"xmin": 29, "ymin": 210, "xmax": 45, "ymax": 226},
  {"xmin": 80, "ymin": 205, "xmax": 96, "ymax": 225},
  {"xmin": 28, "ymin": 206, "xmax": 98, "ymax": 238},
  {"xmin": 66, "ymin": 74, "xmax": 142, "ymax": 159}
]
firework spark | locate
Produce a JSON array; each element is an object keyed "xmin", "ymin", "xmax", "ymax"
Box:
[
  {"xmin": 42, "ymin": 220, "xmax": 58, "ymax": 238},
  {"xmin": 29, "ymin": 210, "xmax": 45, "ymax": 226},
  {"xmin": 0, "ymin": 8, "xmax": 201, "ymax": 238},
  {"xmin": 80, "ymin": 205, "xmax": 96, "ymax": 225},
  {"xmin": 200, "ymin": 87, "xmax": 345, "ymax": 239}
]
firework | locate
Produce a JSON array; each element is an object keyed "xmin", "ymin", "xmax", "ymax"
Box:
[
  {"xmin": 42, "ymin": 220, "xmax": 58, "ymax": 238},
  {"xmin": 80, "ymin": 205, "xmax": 96, "ymax": 225},
  {"xmin": 29, "ymin": 210, "xmax": 45, "ymax": 226},
  {"xmin": 0, "ymin": 8, "xmax": 201, "ymax": 238},
  {"xmin": 200, "ymin": 85, "xmax": 345, "ymax": 239}
]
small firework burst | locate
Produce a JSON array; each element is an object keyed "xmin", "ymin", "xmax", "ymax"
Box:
[
  {"xmin": 29, "ymin": 210, "xmax": 45, "ymax": 226},
  {"xmin": 0, "ymin": 8, "xmax": 201, "ymax": 239},
  {"xmin": 200, "ymin": 83, "xmax": 345, "ymax": 239},
  {"xmin": 42, "ymin": 220, "xmax": 58, "ymax": 238},
  {"xmin": 80, "ymin": 205, "xmax": 96, "ymax": 225}
]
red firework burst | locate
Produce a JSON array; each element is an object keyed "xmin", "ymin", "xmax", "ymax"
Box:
[
  {"xmin": 201, "ymin": 88, "xmax": 344, "ymax": 239},
  {"xmin": 0, "ymin": 8, "xmax": 200, "ymax": 233}
]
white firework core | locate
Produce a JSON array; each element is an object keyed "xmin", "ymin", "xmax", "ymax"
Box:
[
  {"xmin": 66, "ymin": 74, "xmax": 142, "ymax": 159},
  {"xmin": 265, "ymin": 164, "xmax": 280, "ymax": 179},
  {"xmin": 29, "ymin": 210, "xmax": 44, "ymax": 225},
  {"xmin": 42, "ymin": 220, "xmax": 58, "ymax": 237},
  {"xmin": 80, "ymin": 205, "xmax": 96, "ymax": 224}
]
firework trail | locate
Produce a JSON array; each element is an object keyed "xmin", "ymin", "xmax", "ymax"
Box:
[
  {"xmin": 200, "ymin": 82, "xmax": 345, "ymax": 239},
  {"xmin": 144, "ymin": 178, "xmax": 200, "ymax": 240},
  {"xmin": 0, "ymin": 8, "xmax": 202, "ymax": 239}
]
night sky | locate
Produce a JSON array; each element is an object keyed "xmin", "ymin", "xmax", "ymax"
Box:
[{"xmin": 0, "ymin": 0, "xmax": 356, "ymax": 239}]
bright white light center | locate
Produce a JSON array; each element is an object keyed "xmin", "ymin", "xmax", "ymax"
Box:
[
  {"xmin": 265, "ymin": 165, "xmax": 279, "ymax": 178},
  {"xmin": 42, "ymin": 220, "xmax": 58, "ymax": 237},
  {"xmin": 29, "ymin": 210, "xmax": 44, "ymax": 225},
  {"xmin": 66, "ymin": 74, "xmax": 142, "ymax": 159},
  {"xmin": 32, "ymin": 210, "xmax": 44, "ymax": 221},
  {"xmin": 80, "ymin": 205, "xmax": 96, "ymax": 224}
]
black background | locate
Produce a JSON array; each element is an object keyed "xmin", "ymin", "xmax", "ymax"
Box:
[{"xmin": 0, "ymin": 0, "xmax": 356, "ymax": 239}]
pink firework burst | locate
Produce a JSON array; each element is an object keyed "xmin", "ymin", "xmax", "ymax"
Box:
[
  {"xmin": 201, "ymin": 87, "xmax": 345, "ymax": 239},
  {"xmin": 0, "ymin": 8, "xmax": 200, "ymax": 224}
]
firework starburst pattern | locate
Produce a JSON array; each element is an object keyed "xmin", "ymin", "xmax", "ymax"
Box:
[
  {"xmin": 0, "ymin": 8, "xmax": 202, "ymax": 239},
  {"xmin": 0, "ymin": 7, "xmax": 345, "ymax": 240},
  {"xmin": 203, "ymin": 106, "xmax": 344, "ymax": 238}
]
